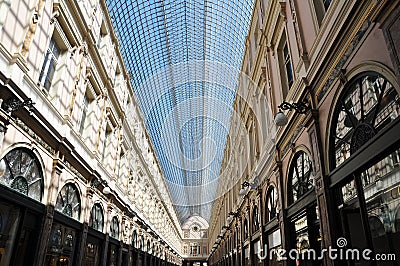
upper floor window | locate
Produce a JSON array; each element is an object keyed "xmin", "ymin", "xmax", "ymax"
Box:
[
  {"xmin": 97, "ymin": 21, "xmax": 107, "ymax": 49},
  {"xmin": 289, "ymin": 151, "xmax": 314, "ymax": 204},
  {"xmin": 78, "ymin": 93, "xmax": 90, "ymax": 134},
  {"xmin": 313, "ymin": 0, "xmax": 333, "ymax": 26},
  {"xmin": 89, "ymin": 203, "xmax": 104, "ymax": 232},
  {"xmin": 278, "ymin": 32, "xmax": 293, "ymax": 99},
  {"xmin": 266, "ymin": 186, "xmax": 278, "ymax": 222},
  {"xmin": 55, "ymin": 183, "xmax": 81, "ymax": 220},
  {"xmin": 101, "ymin": 125, "xmax": 112, "ymax": 162},
  {"xmin": 0, "ymin": 148, "xmax": 43, "ymax": 201},
  {"xmin": 283, "ymin": 42, "xmax": 294, "ymax": 89},
  {"xmin": 39, "ymin": 38, "xmax": 61, "ymax": 92},
  {"xmin": 330, "ymin": 72, "xmax": 399, "ymax": 169}
]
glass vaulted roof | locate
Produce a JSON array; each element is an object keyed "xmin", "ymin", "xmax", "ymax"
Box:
[{"xmin": 106, "ymin": 0, "xmax": 255, "ymax": 223}]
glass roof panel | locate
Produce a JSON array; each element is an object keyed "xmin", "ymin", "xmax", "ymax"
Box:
[{"xmin": 106, "ymin": 0, "xmax": 255, "ymax": 223}]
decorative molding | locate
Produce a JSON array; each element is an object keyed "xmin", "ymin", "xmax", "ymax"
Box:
[
  {"xmin": 63, "ymin": 160, "xmax": 86, "ymax": 182},
  {"xmin": 283, "ymin": 124, "xmax": 303, "ymax": 154},
  {"xmin": 317, "ymin": 19, "xmax": 371, "ymax": 103},
  {"xmin": 13, "ymin": 118, "xmax": 56, "ymax": 155}
]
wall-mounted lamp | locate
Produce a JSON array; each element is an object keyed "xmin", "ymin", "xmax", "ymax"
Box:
[
  {"xmin": 221, "ymin": 226, "xmax": 229, "ymax": 234},
  {"xmin": 226, "ymin": 211, "xmax": 240, "ymax": 223},
  {"xmin": 103, "ymin": 185, "xmax": 111, "ymax": 195},
  {"xmin": 274, "ymin": 100, "xmax": 310, "ymax": 126},
  {"xmin": 239, "ymin": 179, "xmax": 259, "ymax": 196}
]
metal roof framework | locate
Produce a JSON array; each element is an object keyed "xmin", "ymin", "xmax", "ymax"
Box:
[{"xmin": 106, "ymin": 0, "xmax": 255, "ymax": 223}]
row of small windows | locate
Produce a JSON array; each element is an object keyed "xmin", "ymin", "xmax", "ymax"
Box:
[
  {"xmin": 37, "ymin": 33, "xmax": 126, "ymax": 143},
  {"xmin": 0, "ymin": 147, "xmax": 309, "ymax": 238},
  {"xmin": 0, "ymin": 147, "xmax": 312, "ymax": 245},
  {"xmin": 0, "ymin": 148, "xmax": 120, "ymax": 238},
  {"xmin": 241, "ymin": 158, "xmax": 310, "ymax": 239}
]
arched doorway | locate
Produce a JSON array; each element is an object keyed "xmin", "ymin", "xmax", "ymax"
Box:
[{"xmin": 0, "ymin": 147, "xmax": 45, "ymax": 265}]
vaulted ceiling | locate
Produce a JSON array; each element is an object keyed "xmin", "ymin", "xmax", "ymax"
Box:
[{"xmin": 106, "ymin": 0, "xmax": 255, "ymax": 224}]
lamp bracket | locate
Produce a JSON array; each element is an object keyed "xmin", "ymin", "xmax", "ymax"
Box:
[{"xmin": 278, "ymin": 100, "xmax": 310, "ymax": 114}]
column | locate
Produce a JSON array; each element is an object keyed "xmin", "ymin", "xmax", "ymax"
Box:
[
  {"xmin": 305, "ymin": 111, "xmax": 333, "ymax": 266},
  {"xmin": 275, "ymin": 160, "xmax": 289, "ymax": 266},
  {"xmin": 34, "ymin": 159, "xmax": 64, "ymax": 266},
  {"xmin": 76, "ymin": 188, "xmax": 93, "ymax": 264},
  {"xmin": 0, "ymin": 107, "xmax": 9, "ymax": 152},
  {"xmin": 102, "ymin": 204, "xmax": 112, "ymax": 266}
]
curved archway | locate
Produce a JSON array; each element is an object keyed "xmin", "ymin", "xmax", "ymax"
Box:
[
  {"xmin": 55, "ymin": 183, "xmax": 81, "ymax": 220},
  {"xmin": 329, "ymin": 71, "xmax": 399, "ymax": 170},
  {"xmin": 395, "ymin": 206, "xmax": 400, "ymax": 232},
  {"xmin": 288, "ymin": 151, "xmax": 313, "ymax": 204},
  {"xmin": 368, "ymin": 216, "xmax": 386, "ymax": 238},
  {"xmin": 265, "ymin": 185, "xmax": 278, "ymax": 223},
  {"xmin": 243, "ymin": 218, "xmax": 249, "ymax": 240},
  {"xmin": 110, "ymin": 216, "xmax": 119, "ymax": 239},
  {"xmin": 252, "ymin": 206, "xmax": 260, "ymax": 233},
  {"xmin": 89, "ymin": 203, "xmax": 104, "ymax": 232},
  {"xmin": 0, "ymin": 147, "xmax": 44, "ymax": 201}
]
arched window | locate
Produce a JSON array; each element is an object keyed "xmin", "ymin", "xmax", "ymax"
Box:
[
  {"xmin": 330, "ymin": 72, "xmax": 399, "ymax": 169},
  {"xmin": 89, "ymin": 203, "xmax": 104, "ymax": 232},
  {"xmin": 289, "ymin": 151, "xmax": 313, "ymax": 203},
  {"xmin": 369, "ymin": 216, "xmax": 386, "ymax": 238},
  {"xmin": 243, "ymin": 218, "xmax": 249, "ymax": 239},
  {"xmin": 110, "ymin": 216, "xmax": 119, "ymax": 239},
  {"xmin": 139, "ymin": 236, "xmax": 144, "ymax": 251},
  {"xmin": 266, "ymin": 186, "xmax": 278, "ymax": 222},
  {"xmin": 55, "ymin": 183, "xmax": 81, "ymax": 220},
  {"xmin": 252, "ymin": 206, "xmax": 260, "ymax": 232},
  {"xmin": 395, "ymin": 207, "xmax": 400, "ymax": 232},
  {"xmin": 147, "ymin": 240, "xmax": 151, "ymax": 253},
  {"xmin": 0, "ymin": 148, "xmax": 44, "ymax": 201},
  {"xmin": 132, "ymin": 230, "xmax": 138, "ymax": 248}
]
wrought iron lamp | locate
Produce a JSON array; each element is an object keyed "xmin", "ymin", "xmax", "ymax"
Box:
[
  {"xmin": 274, "ymin": 100, "xmax": 310, "ymax": 126},
  {"xmin": 221, "ymin": 226, "xmax": 229, "ymax": 234},
  {"xmin": 239, "ymin": 178, "xmax": 259, "ymax": 196},
  {"xmin": 226, "ymin": 211, "xmax": 240, "ymax": 223}
]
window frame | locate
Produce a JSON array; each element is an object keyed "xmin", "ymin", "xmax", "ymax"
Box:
[
  {"xmin": 288, "ymin": 151, "xmax": 314, "ymax": 205},
  {"xmin": 38, "ymin": 38, "xmax": 61, "ymax": 92},
  {"xmin": 89, "ymin": 203, "xmax": 104, "ymax": 232}
]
